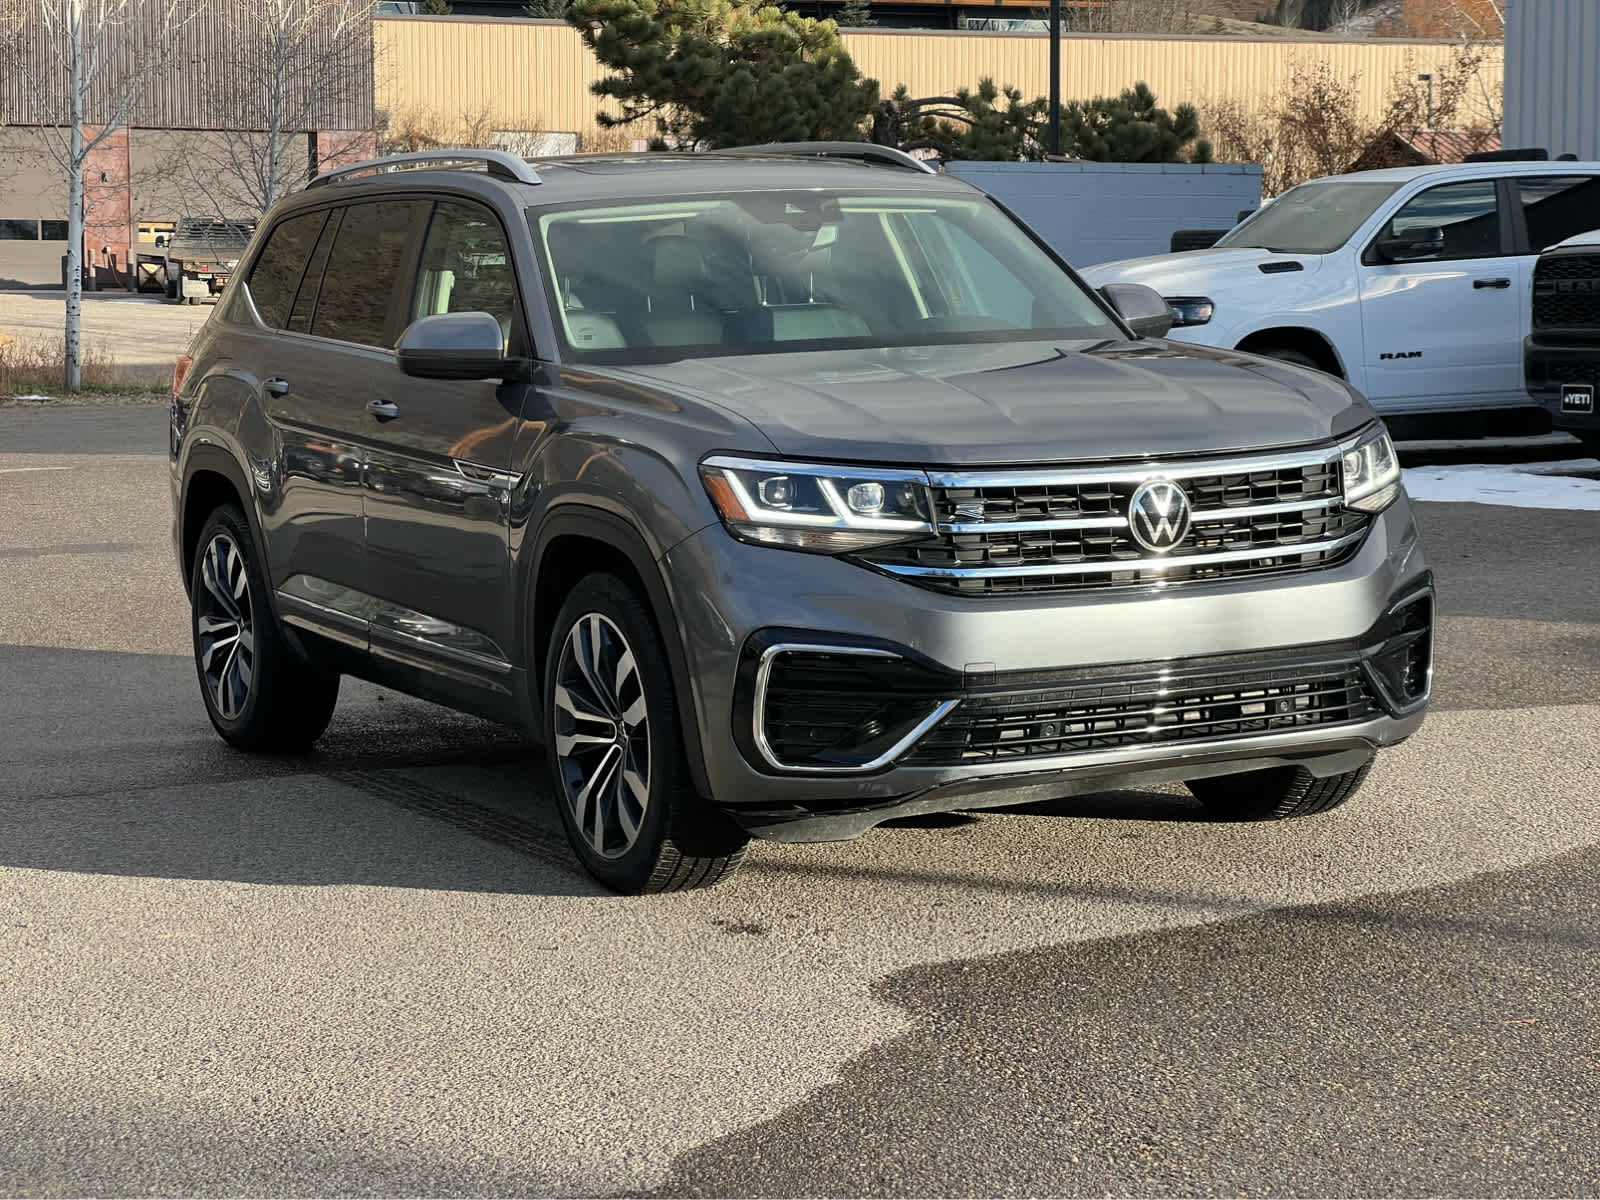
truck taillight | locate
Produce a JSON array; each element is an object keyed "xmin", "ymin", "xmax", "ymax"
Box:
[{"xmin": 172, "ymin": 355, "xmax": 193, "ymax": 398}]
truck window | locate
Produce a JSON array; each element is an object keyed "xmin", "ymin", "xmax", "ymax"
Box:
[
  {"xmin": 1516, "ymin": 175, "xmax": 1600, "ymax": 253},
  {"xmin": 246, "ymin": 211, "xmax": 326, "ymax": 329},
  {"xmin": 1381, "ymin": 181, "xmax": 1501, "ymax": 262},
  {"xmin": 311, "ymin": 201, "xmax": 424, "ymax": 348}
]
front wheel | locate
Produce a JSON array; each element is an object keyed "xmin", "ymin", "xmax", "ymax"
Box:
[
  {"xmin": 543, "ymin": 573, "xmax": 748, "ymax": 893},
  {"xmin": 1256, "ymin": 346, "xmax": 1324, "ymax": 373},
  {"xmin": 1186, "ymin": 759, "xmax": 1374, "ymax": 821}
]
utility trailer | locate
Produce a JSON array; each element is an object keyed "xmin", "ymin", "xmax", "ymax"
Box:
[{"xmin": 137, "ymin": 217, "xmax": 256, "ymax": 304}]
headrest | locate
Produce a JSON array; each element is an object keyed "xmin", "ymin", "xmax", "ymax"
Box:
[{"xmin": 649, "ymin": 236, "xmax": 707, "ymax": 292}]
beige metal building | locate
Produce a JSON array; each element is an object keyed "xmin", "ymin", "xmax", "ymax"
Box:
[{"xmin": 373, "ymin": 17, "xmax": 1504, "ymax": 151}]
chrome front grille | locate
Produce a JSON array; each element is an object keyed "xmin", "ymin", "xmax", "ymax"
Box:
[{"xmin": 857, "ymin": 446, "xmax": 1370, "ymax": 596}]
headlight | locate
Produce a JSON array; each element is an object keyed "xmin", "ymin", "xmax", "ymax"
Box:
[
  {"xmin": 1165, "ymin": 296, "xmax": 1215, "ymax": 328},
  {"xmin": 1341, "ymin": 426, "xmax": 1401, "ymax": 513},
  {"xmin": 699, "ymin": 455, "xmax": 933, "ymax": 553}
]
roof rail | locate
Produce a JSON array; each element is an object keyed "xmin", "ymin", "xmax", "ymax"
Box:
[
  {"xmin": 308, "ymin": 149, "xmax": 542, "ymax": 189},
  {"xmin": 724, "ymin": 142, "xmax": 939, "ymax": 175}
]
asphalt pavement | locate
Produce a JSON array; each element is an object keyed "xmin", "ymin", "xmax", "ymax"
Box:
[{"xmin": 2, "ymin": 403, "xmax": 1598, "ymax": 1197}]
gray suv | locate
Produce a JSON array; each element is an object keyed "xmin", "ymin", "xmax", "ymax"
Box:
[{"xmin": 170, "ymin": 146, "xmax": 1433, "ymax": 893}]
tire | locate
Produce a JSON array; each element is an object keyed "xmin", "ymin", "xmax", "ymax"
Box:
[
  {"xmin": 1186, "ymin": 759, "xmax": 1374, "ymax": 822},
  {"xmin": 1575, "ymin": 431, "xmax": 1600, "ymax": 459},
  {"xmin": 1257, "ymin": 346, "xmax": 1324, "ymax": 372},
  {"xmin": 190, "ymin": 504, "xmax": 340, "ymax": 752},
  {"xmin": 165, "ymin": 277, "xmax": 178, "ymax": 301},
  {"xmin": 543, "ymin": 572, "xmax": 748, "ymax": 894}
]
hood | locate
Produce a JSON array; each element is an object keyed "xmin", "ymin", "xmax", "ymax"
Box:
[
  {"xmin": 1551, "ymin": 229, "xmax": 1600, "ymax": 252},
  {"xmin": 604, "ymin": 340, "xmax": 1371, "ymax": 466},
  {"xmin": 1080, "ymin": 246, "xmax": 1323, "ymax": 294}
]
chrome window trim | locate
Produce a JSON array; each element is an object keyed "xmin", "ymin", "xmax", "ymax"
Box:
[
  {"xmin": 872, "ymin": 528, "xmax": 1367, "ymax": 581},
  {"xmin": 752, "ymin": 642, "xmax": 958, "ymax": 774}
]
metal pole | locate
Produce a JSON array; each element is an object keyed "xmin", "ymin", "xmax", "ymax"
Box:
[{"xmin": 1048, "ymin": 0, "xmax": 1061, "ymax": 155}]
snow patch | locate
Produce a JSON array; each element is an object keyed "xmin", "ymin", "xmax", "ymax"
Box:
[{"xmin": 1403, "ymin": 459, "xmax": 1600, "ymax": 511}]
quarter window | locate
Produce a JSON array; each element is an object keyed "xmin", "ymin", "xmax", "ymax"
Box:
[
  {"xmin": 1516, "ymin": 175, "xmax": 1600, "ymax": 252},
  {"xmin": 1380, "ymin": 181, "xmax": 1502, "ymax": 262},
  {"xmin": 247, "ymin": 210, "xmax": 328, "ymax": 329},
  {"xmin": 311, "ymin": 201, "xmax": 424, "ymax": 348}
]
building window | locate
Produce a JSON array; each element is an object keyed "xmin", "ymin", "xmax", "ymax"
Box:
[
  {"xmin": 40, "ymin": 221, "xmax": 68, "ymax": 241},
  {"xmin": 0, "ymin": 219, "xmax": 41, "ymax": 240}
]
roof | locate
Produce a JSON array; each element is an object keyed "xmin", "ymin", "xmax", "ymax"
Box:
[
  {"xmin": 1397, "ymin": 129, "xmax": 1502, "ymax": 162},
  {"xmin": 301, "ymin": 150, "xmax": 975, "ymax": 209},
  {"xmin": 1311, "ymin": 158, "xmax": 1600, "ymax": 186}
]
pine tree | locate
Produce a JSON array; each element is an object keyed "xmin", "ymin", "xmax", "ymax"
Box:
[
  {"xmin": 1056, "ymin": 83, "xmax": 1214, "ymax": 163},
  {"xmin": 870, "ymin": 80, "xmax": 1046, "ymax": 161},
  {"xmin": 567, "ymin": 0, "xmax": 880, "ymax": 149},
  {"xmin": 836, "ymin": 0, "xmax": 875, "ymax": 27}
]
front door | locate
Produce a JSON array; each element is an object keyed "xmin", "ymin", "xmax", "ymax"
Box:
[
  {"xmin": 361, "ymin": 198, "xmax": 528, "ymax": 691},
  {"xmin": 1357, "ymin": 179, "xmax": 1524, "ymax": 414}
]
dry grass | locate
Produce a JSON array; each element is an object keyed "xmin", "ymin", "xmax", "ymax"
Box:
[{"xmin": 0, "ymin": 331, "xmax": 169, "ymax": 399}]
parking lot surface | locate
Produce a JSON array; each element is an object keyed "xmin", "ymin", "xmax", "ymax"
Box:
[{"xmin": 2, "ymin": 404, "xmax": 1599, "ymax": 1196}]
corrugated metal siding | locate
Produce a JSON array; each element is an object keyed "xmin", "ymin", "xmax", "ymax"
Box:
[
  {"xmin": 1504, "ymin": 0, "xmax": 1600, "ymax": 160},
  {"xmin": 374, "ymin": 17, "xmax": 1503, "ymax": 144},
  {"xmin": 1, "ymin": 1, "xmax": 373, "ymax": 132}
]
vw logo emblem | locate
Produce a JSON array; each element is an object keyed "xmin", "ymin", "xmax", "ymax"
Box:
[{"xmin": 1128, "ymin": 479, "xmax": 1192, "ymax": 553}]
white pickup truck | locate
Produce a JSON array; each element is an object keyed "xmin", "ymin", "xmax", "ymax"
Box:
[{"xmin": 1082, "ymin": 161, "xmax": 1600, "ymax": 429}]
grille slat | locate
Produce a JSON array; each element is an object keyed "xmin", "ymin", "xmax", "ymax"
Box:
[
  {"xmin": 862, "ymin": 451, "xmax": 1369, "ymax": 596},
  {"xmin": 908, "ymin": 660, "xmax": 1377, "ymax": 765}
]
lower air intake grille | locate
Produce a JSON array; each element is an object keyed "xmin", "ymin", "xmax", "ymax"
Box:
[{"xmin": 905, "ymin": 659, "xmax": 1378, "ymax": 765}]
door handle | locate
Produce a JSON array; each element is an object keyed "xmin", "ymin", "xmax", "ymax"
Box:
[
  {"xmin": 1473, "ymin": 277, "xmax": 1511, "ymax": 289},
  {"xmin": 366, "ymin": 398, "xmax": 400, "ymax": 422},
  {"xmin": 264, "ymin": 377, "xmax": 290, "ymax": 397}
]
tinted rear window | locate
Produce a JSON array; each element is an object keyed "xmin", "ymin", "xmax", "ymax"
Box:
[
  {"xmin": 247, "ymin": 211, "xmax": 327, "ymax": 329},
  {"xmin": 310, "ymin": 201, "xmax": 422, "ymax": 347}
]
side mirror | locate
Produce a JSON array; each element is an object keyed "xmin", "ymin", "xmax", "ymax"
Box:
[
  {"xmin": 1099, "ymin": 283, "xmax": 1174, "ymax": 339},
  {"xmin": 1376, "ymin": 225, "xmax": 1445, "ymax": 262},
  {"xmin": 396, "ymin": 311, "xmax": 510, "ymax": 380}
]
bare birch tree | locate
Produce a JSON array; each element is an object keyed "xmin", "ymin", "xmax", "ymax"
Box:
[
  {"xmin": 3, "ymin": 0, "xmax": 193, "ymax": 390},
  {"xmin": 161, "ymin": 0, "xmax": 377, "ymax": 220}
]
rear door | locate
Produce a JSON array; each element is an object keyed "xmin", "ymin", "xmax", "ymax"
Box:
[
  {"xmin": 1357, "ymin": 178, "xmax": 1524, "ymax": 413},
  {"xmin": 360, "ymin": 197, "xmax": 529, "ymax": 691},
  {"xmin": 264, "ymin": 197, "xmax": 428, "ymax": 646},
  {"xmin": 244, "ymin": 206, "xmax": 369, "ymax": 624}
]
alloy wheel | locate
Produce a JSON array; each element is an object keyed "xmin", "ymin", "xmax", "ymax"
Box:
[
  {"xmin": 196, "ymin": 533, "xmax": 256, "ymax": 721},
  {"xmin": 553, "ymin": 612, "xmax": 651, "ymax": 860}
]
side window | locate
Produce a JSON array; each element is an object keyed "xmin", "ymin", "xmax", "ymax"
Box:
[
  {"xmin": 310, "ymin": 200, "xmax": 423, "ymax": 348},
  {"xmin": 1516, "ymin": 175, "xmax": 1600, "ymax": 253},
  {"xmin": 287, "ymin": 209, "xmax": 341, "ymax": 334},
  {"xmin": 411, "ymin": 200, "xmax": 517, "ymax": 344},
  {"xmin": 1381, "ymin": 181, "xmax": 1502, "ymax": 262},
  {"xmin": 246, "ymin": 210, "xmax": 327, "ymax": 329}
]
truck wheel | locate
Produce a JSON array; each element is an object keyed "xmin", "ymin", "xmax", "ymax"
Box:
[
  {"xmin": 1186, "ymin": 759, "xmax": 1373, "ymax": 821},
  {"xmin": 1576, "ymin": 431, "xmax": 1600, "ymax": 459},
  {"xmin": 191, "ymin": 504, "xmax": 340, "ymax": 752},
  {"xmin": 1258, "ymin": 347, "xmax": 1322, "ymax": 372},
  {"xmin": 165, "ymin": 278, "xmax": 178, "ymax": 301},
  {"xmin": 543, "ymin": 572, "xmax": 748, "ymax": 894}
]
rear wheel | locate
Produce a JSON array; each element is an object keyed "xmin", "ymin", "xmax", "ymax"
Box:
[
  {"xmin": 190, "ymin": 504, "xmax": 339, "ymax": 751},
  {"xmin": 543, "ymin": 573, "xmax": 748, "ymax": 893},
  {"xmin": 1186, "ymin": 759, "xmax": 1374, "ymax": 821}
]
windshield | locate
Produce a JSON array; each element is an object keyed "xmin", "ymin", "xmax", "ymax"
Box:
[
  {"xmin": 532, "ymin": 191, "xmax": 1122, "ymax": 363},
  {"xmin": 1218, "ymin": 180, "xmax": 1402, "ymax": 254}
]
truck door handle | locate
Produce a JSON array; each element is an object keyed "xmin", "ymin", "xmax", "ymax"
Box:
[
  {"xmin": 264, "ymin": 377, "xmax": 290, "ymax": 397},
  {"xmin": 1473, "ymin": 277, "xmax": 1511, "ymax": 289},
  {"xmin": 366, "ymin": 398, "xmax": 400, "ymax": 422}
]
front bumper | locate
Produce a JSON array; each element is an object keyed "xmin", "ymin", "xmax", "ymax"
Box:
[
  {"xmin": 1525, "ymin": 335, "xmax": 1600, "ymax": 433},
  {"xmin": 662, "ymin": 494, "xmax": 1431, "ymax": 840}
]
